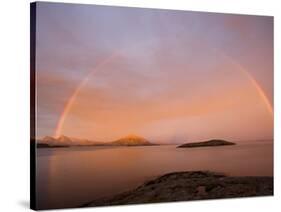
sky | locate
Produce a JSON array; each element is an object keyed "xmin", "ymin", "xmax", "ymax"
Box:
[{"xmin": 35, "ymin": 2, "xmax": 273, "ymax": 143}]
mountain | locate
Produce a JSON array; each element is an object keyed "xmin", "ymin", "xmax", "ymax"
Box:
[
  {"xmin": 36, "ymin": 134, "xmax": 157, "ymax": 148},
  {"xmin": 177, "ymin": 139, "xmax": 236, "ymax": 148},
  {"xmin": 38, "ymin": 135, "xmax": 102, "ymax": 147},
  {"xmin": 110, "ymin": 135, "xmax": 156, "ymax": 146}
]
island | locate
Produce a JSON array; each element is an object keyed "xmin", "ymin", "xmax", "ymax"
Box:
[
  {"xmin": 177, "ymin": 139, "xmax": 236, "ymax": 148},
  {"xmin": 83, "ymin": 171, "xmax": 273, "ymax": 207}
]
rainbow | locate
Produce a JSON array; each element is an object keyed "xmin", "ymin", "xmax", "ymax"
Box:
[
  {"xmin": 237, "ymin": 64, "xmax": 273, "ymax": 116},
  {"xmin": 219, "ymin": 51, "xmax": 273, "ymax": 117},
  {"xmin": 54, "ymin": 52, "xmax": 120, "ymax": 138},
  {"xmin": 54, "ymin": 48, "xmax": 273, "ymax": 138}
]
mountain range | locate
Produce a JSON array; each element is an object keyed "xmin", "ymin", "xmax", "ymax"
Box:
[{"xmin": 37, "ymin": 135, "xmax": 156, "ymax": 147}]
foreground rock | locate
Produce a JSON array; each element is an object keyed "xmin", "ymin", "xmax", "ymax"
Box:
[
  {"xmin": 177, "ymin": 139, "xmax": 236, "ymax": 148},
  {"xmin": 84, "ymin": 171, "xmax": 273, "ymax": 207}
]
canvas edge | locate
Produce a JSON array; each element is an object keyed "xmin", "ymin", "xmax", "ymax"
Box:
[{"xmin": 30, "ymin": 1, "xmax": 37, "ymax": 210}]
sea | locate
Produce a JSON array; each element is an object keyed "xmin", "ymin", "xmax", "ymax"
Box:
[{"xmin": 36, "ymin": 141, "xmax": 273, "ymax": 209}]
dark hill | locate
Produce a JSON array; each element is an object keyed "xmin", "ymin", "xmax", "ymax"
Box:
[{"xmin": 177, "ymin": 139, "xmax": 236, "ymax": 148}]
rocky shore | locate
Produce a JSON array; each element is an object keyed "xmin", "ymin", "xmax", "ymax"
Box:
[{"xmin": 84, "ymin": 171, "xmax": 273, "ymax": 207}]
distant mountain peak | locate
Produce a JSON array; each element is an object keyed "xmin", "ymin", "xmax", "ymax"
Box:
[
  {"xmin": 57, "ymin": 135, "xmax": 72, "ymax": 142},
  {"xmin": 123, "ymin": 134, "xmax": 146, "ymax": 140},
  {"xmin": 111, "ymin": 135, "xmax": 154, "ymax": 146}
]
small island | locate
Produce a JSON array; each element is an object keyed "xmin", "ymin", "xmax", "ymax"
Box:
[{"xmin": 177, "ymin": 139, "xmax": 236, "ymax": 148}]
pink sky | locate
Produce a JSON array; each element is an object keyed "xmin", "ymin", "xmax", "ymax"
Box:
[{"xmin": 35, "ymin": 3, "xmax": 273, "ymax": 143}]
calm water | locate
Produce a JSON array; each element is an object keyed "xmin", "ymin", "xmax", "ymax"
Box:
[{"xmin": 36, "ymin": 141, "xmax": 273, "ymax": 209}]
